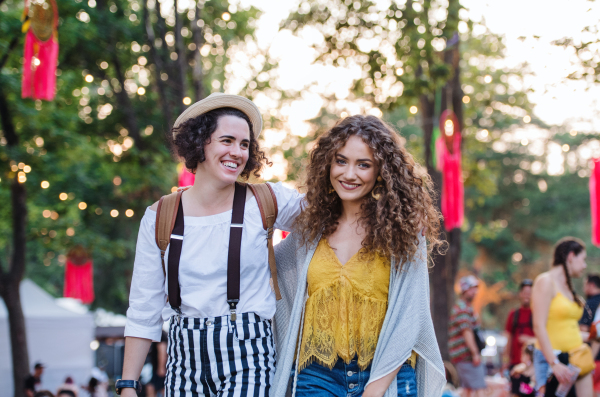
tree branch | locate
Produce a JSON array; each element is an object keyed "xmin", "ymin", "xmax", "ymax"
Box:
[
  {"xmin": 0, "ymin": 80, "xmax": 18, "ymax": 146},
  {"xmin": 0, "ymin": 34, "xmax": 19, "ymax": 71}
]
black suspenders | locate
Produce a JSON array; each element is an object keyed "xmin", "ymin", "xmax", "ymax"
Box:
[
  {"xmin": 167, "ymin": 182, "xmax": 247, "ymax": 321},
  {"xmin": 226, "ymin": 182, "xmax": 246, "ymax": 320}
]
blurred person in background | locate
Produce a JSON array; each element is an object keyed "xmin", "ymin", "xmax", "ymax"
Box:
[
  {"xmin": 56, "ymin": 391, "xmax": 76, "ymax": 397},
  {"xmin": 25, "ymin": 362, "xmax": 45, "ymax": 397},
  {"xmin": 531, "ymin": 237, "xmax": 592, "ymax": 397},
  {"xmin": 580, "ymin": 274, "xmax": 600, "ymax": 333},
  {"xmin": 580, "ymin": 274, "xmax": 600, "ymax": 394},
  {"xmin": 33, "ymin": 392, "xmax": 55, "ymax": 397},
  {"xmin": 503, "ymin": 280, "xmax": 536, "ymax": 388},
  {"xmin": 145, "ymin": 331, "xmax": 168, "ymax": 397},
  {"xmin": 448, "ymin": 275, "xmax": 486, "ymax": 397},
  {"xmin": 509, "ymin": 344, "xmax": 535, "ymax": 397},
  {"xmin": 56, "ymin": 376, "xmax": 79, "ymax": 397}
]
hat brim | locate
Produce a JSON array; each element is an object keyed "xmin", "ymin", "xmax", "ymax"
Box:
[{"xmin": 172, "ymin": 93, "xmax": 263, "ymax": 139}]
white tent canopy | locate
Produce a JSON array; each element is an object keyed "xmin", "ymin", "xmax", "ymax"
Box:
[{"xmin": 0, "ymin": 279, "xmax": 95, "ymax": 395}]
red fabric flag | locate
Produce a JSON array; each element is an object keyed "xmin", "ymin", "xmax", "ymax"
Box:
[
  {"xmin": 64, "ymin": 259, "xmax": 95, "ymax": 304},
  {"xmin": 179, "ymin": 167, "xmax": 195, "ymax": 187},
  {"xmin": 590, "ymin": 159, "xmax": 600, "ymax": 246},
  {"xmin": 437, "ymin": 110, "xmax": 464, "ymax": 231},
  {"xmin": 22, "ymin": 0, "xmax": 59, "ymax": 101}
]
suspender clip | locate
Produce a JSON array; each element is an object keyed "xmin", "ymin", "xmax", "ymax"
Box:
[{"xmin": 228, "ymin": 299, "xmax": 239, "ymax": 321}]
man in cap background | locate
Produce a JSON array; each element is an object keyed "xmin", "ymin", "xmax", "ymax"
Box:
[
  {"xmin": 448, "ymin": 275, "xmax": 486, "ymax": 397},
  {"xmin": 24, "ymin": 362, "xmax": 44, "ymax": 397}
]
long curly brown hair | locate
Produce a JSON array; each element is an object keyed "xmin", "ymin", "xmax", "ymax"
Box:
[{"xmin": 294, "ymin": 115, "xmax": 443, "ymax": 267}]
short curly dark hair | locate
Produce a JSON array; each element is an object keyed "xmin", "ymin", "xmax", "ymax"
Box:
[{"xmin": 171, "ymin": 107, "xmax": 269, "ymax": 179}]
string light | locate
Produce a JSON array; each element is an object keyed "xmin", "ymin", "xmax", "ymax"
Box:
[
  {"xmin": 110, "ymin": 209, "xmax": 119, "ymax": 217},
  {"xmin": 43, "ymin": 210, "xmax": 51, "ymax": 218},
  {"xmin": 78, "ymin": 202, "xmax": 87, "ymax": 210},
  {"xmin": 409, "ymin": 106, "xmax": 418, "ymax": 114},
  {"xmin": 125, "ymin": 209, "xmax": 134, "ymax": 217},
  {"xmin": 183, "ymin": 97, "xmax": 192, "ymax": 105},
  {"xmin": 18, "ymin": 172, "xmax": 26, "ymax": 183},
  {"xmin": 59, "ymin": 193, "xmax": 68, "ymax": 200},
  {"xmin": 85, "ymin": 74, "xmax": 94, "ymax": 83},
  {"xmin": 444, "ymin": 119, "xmax": 454, "ymax": 136}
]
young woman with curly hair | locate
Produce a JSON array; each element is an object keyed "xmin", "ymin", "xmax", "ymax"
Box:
[
  {"xmin": 271, "ymin": 115, "xmax": 446, "ymax": 397},
  {"xmin": 119, "ymin": 94, "xmax": 303, "ymax": 397}
]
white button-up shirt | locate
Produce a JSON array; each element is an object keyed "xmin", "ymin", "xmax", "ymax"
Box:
[{"xmin": 124, "ymin": 182, "xmax": 303, "ymax": 342}]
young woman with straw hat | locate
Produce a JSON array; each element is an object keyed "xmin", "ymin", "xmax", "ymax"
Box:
[{"xmin": 117, "ymin": 94, "xmax": 303, "ymax": 397}]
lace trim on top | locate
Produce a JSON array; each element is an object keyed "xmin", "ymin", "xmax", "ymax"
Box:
[{"xmin": 298, "ymin": 239, "xmax": 390, "ymax": 371}]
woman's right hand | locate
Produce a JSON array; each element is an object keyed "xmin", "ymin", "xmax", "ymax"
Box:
[{"xmin": 551, "ymin": 361, "xmax": 573, "ymax": 384}]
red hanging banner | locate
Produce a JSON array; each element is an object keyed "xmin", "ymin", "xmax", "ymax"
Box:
[
  {"xmin": 63, "ymin": 247, "xmax": 95, "ymax": 304},
  {"xmin": 437, "ymin": 110, "xmax": 464, "ymax": 231},
  {"xmin": 590, "ymin": 159, "xmax": 600, "ymax": 246},
  {"xmin": 22, "ymin": 0, "xmax": 59, "ymax": 101},
  {"xmin": 178, "ymin": 166, "xmax": 195, "ymax": 187}
]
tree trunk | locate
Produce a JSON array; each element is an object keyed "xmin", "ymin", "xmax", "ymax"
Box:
[
  {"xmin": 421, "ymin": 92, "xmax": 451, "ymax": 360},
  {"xmin": 173, "ymin": 0, "xmax": 187, "ymax": 111},
  {"xmin": 143, "ymin": 0, "xmax": 172, "ymax": 128},
  {"xmin": 0, "ymin": 264, "xmax": 29, "ymax": 397},
  {"xmin": 191, "ymin": 3, "xmax": 205, "ymax": 101},
  {"xmin": 0, "ymin": 81, "xmax": 30, "ymax": 397}
]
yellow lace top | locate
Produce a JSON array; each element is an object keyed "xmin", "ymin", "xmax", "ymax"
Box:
[{"xmin": 298, "ymin": 238, "xmax": 391, "ymax": 371}]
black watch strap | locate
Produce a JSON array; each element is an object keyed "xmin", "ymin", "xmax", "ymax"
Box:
[{"xmin": 115, "ymin": 379, "xmax": 142, "ymax": 395}]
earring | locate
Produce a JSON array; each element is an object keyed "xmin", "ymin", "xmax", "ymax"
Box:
[
  {"xmin": 329, "ymin": 187, "xmax": 336, "ymax": 194},
  {"xmin": 372, "ymin": 176, "xmax": 383, "ymax": 200}
]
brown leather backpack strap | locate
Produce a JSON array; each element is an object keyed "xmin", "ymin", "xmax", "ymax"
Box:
[
  {"xmin": 155, "ymin": 190, "xmax": 184, "ymax": 276},
  {"xmin": 248, "ymin": 183, "xmax": 281, "ymax": 300}
]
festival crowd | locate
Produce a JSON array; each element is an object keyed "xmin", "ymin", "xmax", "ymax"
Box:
[{"xmin": 447, "ymin": 239, "xmax": 597, "ymax": 397}]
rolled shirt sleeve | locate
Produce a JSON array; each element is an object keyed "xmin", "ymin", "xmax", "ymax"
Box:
[
  {"xmin": 269, "ymin": 182, "xmax": 304, "ymax": 232},
  {"xmin": 124, "ymin": 208, "xmax": 167, "ymax": 342}
]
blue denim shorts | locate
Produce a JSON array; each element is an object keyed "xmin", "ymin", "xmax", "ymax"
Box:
[
  {"xmin": 533, "ymin": 348, "xmax": 551, "ymax": 391},
  {"xmin": 294, "ymin": 357, "xmax": 417, "ymax": 397}
]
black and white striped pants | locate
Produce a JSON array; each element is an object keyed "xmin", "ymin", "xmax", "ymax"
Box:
[{"xmin": 165, "ymin": 312, "xmax": 276, "ymax": 397}]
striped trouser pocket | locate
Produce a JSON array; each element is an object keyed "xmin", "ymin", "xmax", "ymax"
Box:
[{"xmin": 165, "ymin": 312, "xmax": 276, "ymax": 397}]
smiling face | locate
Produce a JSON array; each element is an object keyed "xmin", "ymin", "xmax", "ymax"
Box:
[
  {"xmin": 567, "ymin": 249, "xmax": 587, "ymax": 278},
  {"xmin": 329, "ymin": 135, "xmax": 379, "ymax": 205},
  {"xmin": 198, "ymin": 115, "xmax": 250, "ymax": 186}
]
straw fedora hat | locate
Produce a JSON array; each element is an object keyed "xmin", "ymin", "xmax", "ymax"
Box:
[{"xmin": 172, "ymin": 93, "xmax": 263, "ymax": 138}]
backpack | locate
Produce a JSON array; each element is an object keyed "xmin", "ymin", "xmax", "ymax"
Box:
[
  {"xmin": 154, "ymin": 182, "xmax": 282, "ymax": 301},
  {"xmin": 512, "ymin": 308, "xmax": 533, "ymax": 334}
]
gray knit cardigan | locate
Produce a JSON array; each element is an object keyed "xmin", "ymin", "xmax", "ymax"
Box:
[{"xmin": 271, "ymin": 233, "xmax": 446, "ymax": 397}]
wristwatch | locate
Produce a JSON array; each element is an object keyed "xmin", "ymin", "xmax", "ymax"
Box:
[{"xmin": 115, "ymin": 379, "xmax": 142, "ymax": 395}]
